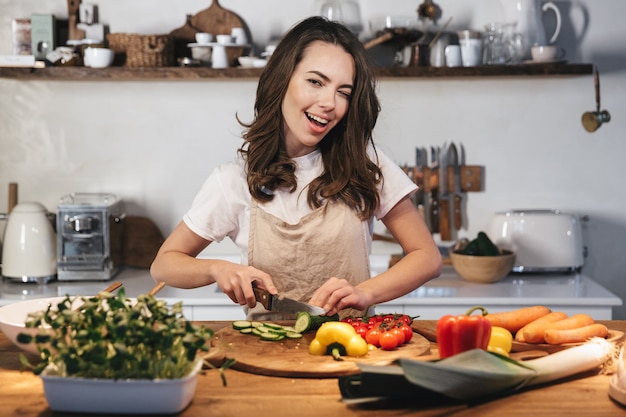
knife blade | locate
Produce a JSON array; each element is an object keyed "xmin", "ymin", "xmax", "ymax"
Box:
[
  {"xmin": 452, "ymin": 143, "xmax": 464, "ymax": 230},
  {"xmin": 445, "ymin": 142, "xmax": 461, "ymax": 231},
  {"xmin": 414, "ymin": 147, "xmax": 428, "ymax": 225},
  {"xmin": 253, "ymin": 286, "xmax": 326, "ymax": 316}
]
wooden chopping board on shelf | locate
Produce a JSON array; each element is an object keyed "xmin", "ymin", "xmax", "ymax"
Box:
[
  {"xmin": 206, "ymin": 325, "xmax": 431, "ymax": 378},
  {"xmin": 189, "ymin": 0, "xmax": 249, "ymax": 65}
]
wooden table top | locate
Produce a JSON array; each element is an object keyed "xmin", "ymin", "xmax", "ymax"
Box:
[{"xmin": 1, "ymin": 320, "xmax": 625, "ymax": 417}]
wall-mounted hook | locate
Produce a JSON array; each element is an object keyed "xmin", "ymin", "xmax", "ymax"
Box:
[{"xmin": 581, "ymin": 66, "xmax": 611, "ymax": 132}]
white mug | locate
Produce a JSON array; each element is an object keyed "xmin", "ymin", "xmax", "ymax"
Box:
[
  {"xmin": 444, "ymin": 45, "xmax": 462, "ymax": 67},
  {"xmin": 459, "ymin": 38, "xmax": 482, "ymax": 67},
  {"xmin": 195, "ymin": 32, "xmax": 212, "ymax": 44},
  {"xmin": 216, "ymin": 34, "xmax": 234, "ymax": 45},
  {"xmin": 211, "ymin": 45, "xmax": 228, "ymax": 68},
  {"xmin": 531, "ymin": 44, "xmax": 565, "ymax": 62},
  {"xmin": 230, "ymin": 27, "xmax": 247, "ymax": 45},
  {"xmin": 83, "ymin": 47, "xmax": 114, "ymax": 68}
]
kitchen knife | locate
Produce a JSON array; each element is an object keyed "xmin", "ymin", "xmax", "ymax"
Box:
[
  {"xmin": 253, "ymin": 286, "xmax": 326, "ymax": 316},
  {"xmin": 445, "ymin": 142, "xmax": 461, "ymax": 231},
  {"xmin": 438, "ymin": 143, "xmax": 452, "ymax": 241},
  {"xmin": 414, "ymin": 147, "xmax": 428, "ymax": 225},
  {"xmin": 429, "ymin": 146, "xmax": 439, "ymax": 234},
  {"xmin": 452, "ymin": 143, "xmax": 465, "ymax": 230}
]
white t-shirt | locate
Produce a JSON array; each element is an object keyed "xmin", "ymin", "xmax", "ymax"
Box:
[{"xmin": 183, "ymin": 148, "xmax": 417, "ymax": 263}]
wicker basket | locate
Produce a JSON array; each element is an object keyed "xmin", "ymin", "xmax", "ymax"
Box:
[{"xmin": 107, "ymin": 33, "xmax": 174, "ymax": 67}]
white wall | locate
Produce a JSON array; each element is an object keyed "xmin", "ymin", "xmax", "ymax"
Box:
[{"xmin": 1, "ymin": 1, "xmax": 625, "ymax": 318}]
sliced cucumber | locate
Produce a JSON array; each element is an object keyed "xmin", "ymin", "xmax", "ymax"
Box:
[
  {"xmin": 232, "ymin": 320, "xmax": 252, "ymax": 330},
  {"xmin": 262, "ymin": 322, "xmax": 283, "ymax": 330},
  {"xmin": 294, "ymin": 312, "xmax": 312, "ymax": 333},
  {"xmin": 238, "ymin": 320, "xmax": 305, "ymax": 341},
  {"xmin": 267, "ymin": 327, "xmax": 287, "ymax": 335},
  {"xmin": 260, "ymin": 332, "xmax": 285, "ymax": 341},
  {"xmin": 294, "ymin": 311, "xmax": 340, "ymax": 333}
]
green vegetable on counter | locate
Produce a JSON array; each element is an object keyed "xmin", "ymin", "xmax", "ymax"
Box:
[
  {"xmin": 457, "ymin": 231, "xmax": 501, "ymax": 256},
  {"xmin": 18, "ymin": 288, "xmax": 217, "ymax": 380}
]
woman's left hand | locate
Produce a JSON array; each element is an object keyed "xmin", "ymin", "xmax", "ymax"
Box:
[{"xmin": 309, "ymin": 277, "xmax": 372, "ymax": 316}]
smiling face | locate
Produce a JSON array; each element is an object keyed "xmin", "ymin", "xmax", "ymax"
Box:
[{"xmin": 281, "ymin": 41, "xmax": 355, "ymax": 158}]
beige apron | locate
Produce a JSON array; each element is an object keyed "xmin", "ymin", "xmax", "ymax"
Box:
[{"xmin": 246, "ymin": 199, "xmax": 371, "ymax": 320}]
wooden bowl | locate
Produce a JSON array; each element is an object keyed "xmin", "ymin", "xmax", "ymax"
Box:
[{"xmin": 450, "ymin": 250, "xmax": 516, "ymax": 284}]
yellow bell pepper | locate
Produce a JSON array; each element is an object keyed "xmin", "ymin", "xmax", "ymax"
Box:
[
  {"xmin": 309, "ymin": 321, "xmax": 368, "ymax": 361},
  {"xmin": 488, "ymin": 326, "xmax": 513, "ymax": 356}
]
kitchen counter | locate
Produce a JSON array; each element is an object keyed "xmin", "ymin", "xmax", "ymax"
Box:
[
  {"xmin": 0, "ymin": 320, "xmax": 625, "ymax": 416},
  {"xmin": 0, "ymin": 258, "xmax": 621, "ymax": 320}
]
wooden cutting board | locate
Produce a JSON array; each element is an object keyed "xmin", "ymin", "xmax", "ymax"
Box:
[
  {"xmin": 189, "ymin": 0, "xmax": 248, "ymax": 65},
  {"xmin": 206, "ymin": 325, "xmax": 431, "ymax": 378}
]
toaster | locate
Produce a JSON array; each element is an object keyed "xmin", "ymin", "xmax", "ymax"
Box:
[{"xmin": 486, "ymin": 209, "xmax": 585, "ymax": 273}]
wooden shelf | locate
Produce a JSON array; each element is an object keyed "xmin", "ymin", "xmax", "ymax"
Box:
[{"xmin": 0, "ymin": 63, "xmax": 593, "ymax": 81}]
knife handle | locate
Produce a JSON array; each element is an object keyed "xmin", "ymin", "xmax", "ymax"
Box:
[
  {"xmin": 439, "ymin": 197, "xmax": 451, "ymax": 241},
  {"xmin": 252, "ymin": 286, "xmax": 272, "ymax": 310},
  {"xmin": 453, "ymin": 194, "xmax": 462, "ymax": 230}
]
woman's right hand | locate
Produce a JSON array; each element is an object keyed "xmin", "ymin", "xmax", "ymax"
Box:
[
  {"xmin": 151, "ymin": 221, "xmax": 277, "ymax": 308},
  {"xmin": 210, "ymin": 261, "xmax": 277, "ymax": 308}
]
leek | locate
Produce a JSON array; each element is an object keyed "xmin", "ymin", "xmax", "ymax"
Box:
[
  {"xmin": 356, "ymin": 337, "xmax": 615, "ymax": 401},
  {"xmin": 523, "ymin": 337, "xmax": 614, "ymax": 387}
]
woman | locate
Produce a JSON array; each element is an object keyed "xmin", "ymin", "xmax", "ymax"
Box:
[{"xmin": 150, "ymin": 16, "xmax": 442, "ymax": 319}]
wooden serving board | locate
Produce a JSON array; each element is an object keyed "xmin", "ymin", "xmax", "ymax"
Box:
[
  {"xmin": 189, "ymin": 0, "xmax": 248, "ymax": 65},
  {"xmin": 206, "ymin": 325, "xmax": 431, "ymax": 378}
]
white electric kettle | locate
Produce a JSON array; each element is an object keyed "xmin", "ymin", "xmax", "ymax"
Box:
[{"xmin": 1, "ymin": 202, "xmax": 57, "ymax": 283}]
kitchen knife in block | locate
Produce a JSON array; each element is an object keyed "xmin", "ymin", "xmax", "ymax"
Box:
[
  {"xmin": 447, "ymin": 142, "xmax": 462, "ymax": 231},
  {"xmin": 438, "ymin": 143, "xmax": 452, "ymax": 241},
  {"xmin": 454, "ymin": 144, "xmax": 466, "ymax": 230},
  {"xmin": 429, "ymin": 146, "xmax": 439, "ymax": 234}
]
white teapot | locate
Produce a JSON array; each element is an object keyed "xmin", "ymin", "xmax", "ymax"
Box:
[{"xmin": 500, "ymin": 0, "xmax": 561, "ymax": 60}]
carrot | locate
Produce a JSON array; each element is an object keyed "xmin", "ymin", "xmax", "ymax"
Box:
[
  {"xmin": 544, "ymin": 323, "xmax": 609, "ymax": 345},
  {"xmin": 522, "ymin": 314, "xmax": 595, "ymax": 344},
  {"xmin": 514, "ymin": 311, "xmax": 568, "ymax": 342},
  {"xmin": 485, "ymin": 305, "xmax": 551, "ymax": 334}
]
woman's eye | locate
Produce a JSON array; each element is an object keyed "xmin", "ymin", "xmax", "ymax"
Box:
[
  {"xmin": 339, "ymin": 90, "xmax": 352, "ymax": 99},
  {"xmin": 308, "ymin": 78, "xmax": 322, "ymax": 86}
]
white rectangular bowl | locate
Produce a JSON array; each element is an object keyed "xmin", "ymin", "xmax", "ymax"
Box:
[{"xmin": 40, "ymin": 359, "xmax": 202, "ymax": 414}]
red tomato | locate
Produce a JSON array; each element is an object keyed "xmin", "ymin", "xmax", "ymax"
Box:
[
  {"xmin": 390, "ymin": 327, "xmax": 405, "ymax": 345},
  {"xmin": 365, "ymin": 328, "xmax": 381, "ymax": 347},
  {"xmin": 355, "ymin": 325, "xmax": 368, "ymax": 339},
  {"xmin": 382, "ymin": 314, "xmax": 395, "ymax": 323},
  {"xmin": 397, "ymin": 315, "xmax": 412, "ymax": 325},
  {"xmin": 399, "ymin": 324, "xmax": 413, "ymax": 343},
  {"xmin": 379, "ymin": 331, "xmax": 399, "ymax": 350}
]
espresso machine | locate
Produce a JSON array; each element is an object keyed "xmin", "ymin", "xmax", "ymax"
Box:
[{"xmin": 57, "ymin": 193, "xmax": 123, "ymax": 281}]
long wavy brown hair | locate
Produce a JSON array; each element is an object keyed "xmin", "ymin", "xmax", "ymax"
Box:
[{"xmin": 238, "ymin": 16, "xmax": 382, "ymax": 221}]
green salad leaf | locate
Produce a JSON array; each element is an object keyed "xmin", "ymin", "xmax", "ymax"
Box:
[{"xmin": 19, "ymin": 288, "xmax": 215, "ymax": 380}]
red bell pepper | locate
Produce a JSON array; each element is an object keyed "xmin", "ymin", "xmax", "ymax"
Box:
[{"xmin": 436, "ymin": 306, "xmax": 492, "ymax": 359}]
